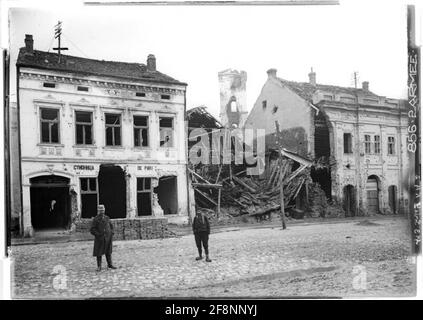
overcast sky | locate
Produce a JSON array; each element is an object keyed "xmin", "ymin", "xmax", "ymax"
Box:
[{"xmin": 8, "ymin": 0, "xmax": 413, "ymax": 118}]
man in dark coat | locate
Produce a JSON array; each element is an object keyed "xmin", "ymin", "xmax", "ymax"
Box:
[
  {"xmin": 90, "ymin": 204, "xmax": 117, "ymax": 271},
  {"xmin": 192, "ymin": 210, "xmax": 212, "ymax": 262}
]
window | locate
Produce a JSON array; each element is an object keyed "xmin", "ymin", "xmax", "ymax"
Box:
[
  {"xmin": 388, "ymin": 136, "xmax": 395, "ymax": 155},
  {"xmin": 77, "ymin": 86, "xmax": 89, "ymax": 92},
  {"xmin": 40, "ymin": 108, "xmax": 60, "ymax": 143},
  {"xmin": 136, "ymin": 92, "xmax": 146, "ymax": 97},
  {"xmin": 323, "ymin": 95, "xmax": 333, "ymax": 100},
  {"xmin": 272, "ymin": 106, "xmax": 278, "ymax": 114},
  {"xmin": 161, "ymin": 94, "xmax": 171, "ymax": 100},
  {"xmin": 80, "ymin": 177, "xmax": 98, "ymax": 218},
  {"xmin": 105, "ymin": 114, "xmax": 121, "ymax": 146},
  {"xmin": 364, "ymin": 135, "xmax": 371, "ymax": 154},
  {"xmin": 137, "ymin": 178, "xmax": 152, "ymax": 216},
  {"xmin": 159, "ymin": 117, "xmax": 174, "ymax": 147},
  {"xmin": 43, "ymin": 82, "xmax": 56, "ymax": 88},
  {"xmin": 75, "ymin": 111, "xmax": 93, "ymax": 145},
  {"xmin": 134, "ymin": 115, "xmax": 149, "ymax": 147},
  {"xmin": 262, "ymin": 100, "xmax": 267, "ymax": 110},
  {"xmin": 230, "ymin": 100, "xmax": 237, "ymax": 112},
  {"xmin": 374, "ymin": 135, "xmax": 381, "ymax": 154},
  {"xmin": 343, "ymin": 133, "xmax": 352, "ymax": 154}
]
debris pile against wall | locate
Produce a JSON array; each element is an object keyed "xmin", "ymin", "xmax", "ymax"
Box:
[
  {"xmin": 190, "ymin": 152, "xmax": 314, "ymax": 221},
  {"xmin": 75, "ymin": 218, "xmax": 172, "ymax": 240}
]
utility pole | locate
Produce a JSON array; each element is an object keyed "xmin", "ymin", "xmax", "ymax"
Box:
[
  {"xmin": 52, "ymin": 21, "xmax": 68, "ymax": 62},
  {"xmin": 275, "ymin": 120, "xmax": 287, "ymax": 230}
]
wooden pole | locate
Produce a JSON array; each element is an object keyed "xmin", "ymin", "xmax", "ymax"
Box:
[
  {"xmin": 275, "ymin": 121, "xmax": 287, "ymax": 229},
  {"xmin": 217, "ymin": 188, "xmax": 221, "ymax": 219}
]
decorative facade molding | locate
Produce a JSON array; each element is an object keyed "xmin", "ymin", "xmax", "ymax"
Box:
[{"xmin": 20, "ymin": 71, "xmax": 185, "ymax": 96}]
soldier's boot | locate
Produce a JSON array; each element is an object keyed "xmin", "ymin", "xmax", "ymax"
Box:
[
  {"xmin": 205, "ymin": 255, "xmax": 212, "ymax": 262},
  {"xmin": 96, "ymin": 256, "xmax": 102, "ymax": 272},
  {"xmin": 106, "ymin": 255, "xmax": 117, "ymax": 269},
  {"xmin": 195, "ymin": 251, "xmax": 203, "ymax": 261}
]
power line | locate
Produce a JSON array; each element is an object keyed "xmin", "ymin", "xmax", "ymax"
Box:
[{"xmin": 61, "ymin": 33, "xmax": 90, "ymax": 58}]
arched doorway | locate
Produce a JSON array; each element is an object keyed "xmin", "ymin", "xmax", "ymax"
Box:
[
  {"xmin": 388, "ymin": 185, "xmax": 397, "ymax": 214},
  {"xmin": 30, "ymin": 175, "xmax": 71, "ymax": 230},
  {"xmin": 343, "ymin": 185, "xmax": 356, "ymax": 217},
  {"xmin": 366, "ymin": 175, "xmax": 380, "ymax": 214}
]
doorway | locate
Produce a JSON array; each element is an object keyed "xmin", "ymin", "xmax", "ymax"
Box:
[
  {"xmin": 388, "ymin": 185, "xmax": 397, "ymax": 214},
  {"xmin": 98, "ymin": 165, "xmax": 126, "ymax": 219},
  {"xmin": 343, "ymin": 185, "xmax": 356, "ymax": 217},
  {"xmin": 156, "ymin": 176, "xmax": 178, "ymax": 215},
  {"xmin": 366, "ymin": 176, "xmax": 380, "ymax": 214},
  {"xmin": 30, "ymin": 175, "xmax": 71, "ymax": 230}
]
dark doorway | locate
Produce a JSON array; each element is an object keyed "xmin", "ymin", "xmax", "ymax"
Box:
[
  {"xmin": 30, "ymin": 175, "xmax": 71, "ymax": 230},
  {"xmin": 137, "ymin": 177, "xmax": 152, "ymax": 216},
  {"xmin": 366, "ymin": 175, "xmax": 379, "ymax": 214},
  {"xmin": 388, "ymin": 185, "xmax": 397, "ymax": 214},
  {"xmin": 98, "ymin": 165, "xmax": 126, "ymax": 219},
  {"xmin": 156, "ymin": 176, "xmax": 178, "ymax": 215},
  {"xmin": 343, "ymin": 185, "xmax": 356, "ymax": 217},
  {"xmin": 312, "ymin": 111, "xmax": 332, "ymax": 200}
]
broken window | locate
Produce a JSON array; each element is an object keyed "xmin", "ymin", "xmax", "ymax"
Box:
[
  {"xmin": 272, "ymin": 106, "xmax": 279, "ymax": 114},
  {"xmin": 105, "ymin": 113, "xmax": 121, "ymax": 146},
  {"xmin": 134, "ymin": 115, "xmax": 149, "ymax": 147},
  {"xmin": 388, "ymin": 136, "xmax": 395, "ymax": 155},
  {"xmin": 156, "ymin": 176, "xmax": 178, "ymax": 215},
  {"xmin": 159, "ymin": 117, "xmax": 174, "ymax": 147},
  {"xmin": 40, "ymin": 108, "xmax": 60, "ymax": 143},
  {"xmin": 364, "ymin": 135, "xmax": 371, "ymax": 154},
  {"xmin": 75, "ymin": 111, "xmax": 93, "ymax": 145},
  {"xmin": 80, "ymin": 177, "xmax": 98, "ymax": 218},
  {"xmin": 343, "ymin": 133, "xmax": 352, "ymax": 154},
  {"xmin": 374, "ymin": 135, "xmax": 381, "ymax": 154},
  {"xmin": 230, "ymin": 100, "xmax": 237, "ymax": 112},
  {"xmin": 262, "ymin": 100, "xmax": 267, "ymax": 110},
  {"xmin": 137, "ymin": 177, "xmax": 152, "ymax": 216}
]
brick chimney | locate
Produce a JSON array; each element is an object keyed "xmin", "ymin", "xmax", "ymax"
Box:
[
  {"xmin": 267, "ymin": 68, "xmax": 277, "ymax": 79},
  {"xmin": 308, "ymin": 67, "xmax": 316, "ymax": 86},
  {"xmin": 147, "ymin": 54, "xmax": 156, "ymax": 72},
  {"xmin": 24, "ymin": 34, "xmax": 33, "ymax": 53},
  {"xmin": 362, "ymin": 81, "xmax": 369, "ymax": 91}
]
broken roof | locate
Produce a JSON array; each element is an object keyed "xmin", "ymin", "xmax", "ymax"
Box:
[
  {"xmin": 278, "ymin": 78, "xmax": 378, "ymax": 101},
  {"xmin": 17, "ymin": 48, "xmax": 186, "ymax": 86},
  {"xmin": 187, "ymin": 106, "xmax": 223, "ymax": 129}
]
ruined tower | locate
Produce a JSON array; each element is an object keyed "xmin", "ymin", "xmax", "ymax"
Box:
[{"xmin": 218, "ymin": 69, "xmax": 248, "ymax": 128}]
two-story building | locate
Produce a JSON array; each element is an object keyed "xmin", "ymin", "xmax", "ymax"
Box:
[
  {"xmin": 245, "ymin": 68, "xmax": 410, "ymax": 216},
  {"xmin": 16, "ymin": 34, "xmax": 190, "ymax": 237}
]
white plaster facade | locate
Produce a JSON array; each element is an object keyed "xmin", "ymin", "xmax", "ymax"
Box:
[{"xmin": 17, "ymin": 61, "xmax": 190, "ymax": 237}]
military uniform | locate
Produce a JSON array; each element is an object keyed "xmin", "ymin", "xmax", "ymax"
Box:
[
  {"xmin": 90, "ymin": 210, "xmax": 115, "ymax": 270},
  {"xmin": 192, "ymin": 214, "xmax": 211, "ymax": 262}
]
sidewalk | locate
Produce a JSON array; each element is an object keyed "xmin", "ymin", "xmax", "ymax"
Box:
[{"xmin": 11, "ymin": 214, "xmax": 406, "ymax": 246}]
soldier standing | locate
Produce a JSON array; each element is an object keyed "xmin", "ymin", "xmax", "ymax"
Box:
[
  {"xmin": 192, "ymin": 210, "xmax": 212, "ymax": 262},
  {"xmin": 90, "ymin": 204, "xmax": 117, "ymax": 271}
]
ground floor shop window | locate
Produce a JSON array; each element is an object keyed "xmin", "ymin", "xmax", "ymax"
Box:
[
  {"xmin": 80, "ymin": 177, "xmax": 98, "ymax": 218},
  {"xmin": 156, "ymin": 176, "xmax": 178, "ymax": 215},
  {"xmin": 137, "ymin": 177, "xmax": 152, "ymax": 216}
]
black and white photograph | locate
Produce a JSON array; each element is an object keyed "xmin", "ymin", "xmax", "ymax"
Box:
[{"xmin": 0, "ymin": 0, "xmax": 421, "ymax": 302}]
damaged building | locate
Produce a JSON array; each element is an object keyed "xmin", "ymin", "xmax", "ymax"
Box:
[
  {"xmin": 14, "ymin": 34, "xmax": 190, "ymax": 237},
  {"xmin": 244, "ymin": 68, "xmax": 410, "ymax": 216},
  {"xmin": 218, "ymin": 69, "xmax": 248, "ymax": 128}
]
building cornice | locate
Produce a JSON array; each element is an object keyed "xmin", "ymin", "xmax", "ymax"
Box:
[{"xmin": 19, "ymin": 71, "xmax": 186, "ymax": 96}]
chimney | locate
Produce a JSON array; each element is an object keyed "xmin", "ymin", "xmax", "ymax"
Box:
[
  {"xmin": 308, "ymin": 67, "xmax": 316, "ymax": 86},
  {"xmin": 24, "ymin": 34, "xmax": 33, "ymax": 53},
  {"xmin": 362, "ymin": 81, "xmax": 369, "ymax": 91},
  {"xmin": 147, "ymin": 54, "xmax": 156, "ymax": 72},
  {"xmin": 267, "ymin": 68, "xmax": 277, "ymax": 79}
]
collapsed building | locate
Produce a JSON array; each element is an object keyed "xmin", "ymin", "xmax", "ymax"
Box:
[
  {"xmin": 13, "ymin": 34, "xmax": 190, "ymax": 238},
  {"xmin": 245, "ymin": 68, "xmax": 410, "ymax": 216}
]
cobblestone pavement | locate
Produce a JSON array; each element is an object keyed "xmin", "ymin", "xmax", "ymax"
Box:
[{"xmin": 10, "ymin": 217, "xmax": 416, "ymax": 298}]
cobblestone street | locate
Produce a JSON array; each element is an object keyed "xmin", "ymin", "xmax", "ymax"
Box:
[{"xmin": 10, "ymin": 216, "xmax": 416, "ymax": 298}]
